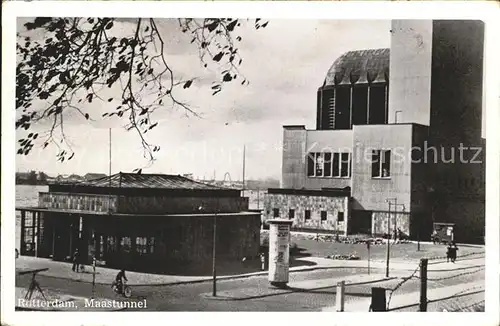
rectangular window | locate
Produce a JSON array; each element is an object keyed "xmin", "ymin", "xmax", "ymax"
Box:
[
  {"xmin": 289, "ymin": 209, "xmax": 295, "ymax": 220},
  {"xmin": 315, "ymin": 153, "xmax": 324, "ymax": 176},
  {"xmin": 372, "ymin": 150, "xmax": 380, "ymax": 177},
  {"xmin": 305, "ymin": 210, "xmax": 311, "ymax": 220},
  {"xmin": 324, "ymin": 153, "xmax": 332, "ymax": 177},
  {"xmin": 340, "ymin": 153, "xmax": 350, "ymax": 177},
  {"xmin": 273, "ymin": 208, "xmax": 280, "ymax": 218},
  {"xmin": 321, "ymin": 211, "xmax": 327, "ymax": 221},
  {"xmin": 382, "ymin": 150, "xmax": 391, "ymax": 177},
  {"xmin": 148, "ymin": 237, "xmax": 155, "ymax": 253},
  {"xmin": 333, "ymin": 153, "xmax": 340, "ymax": 177},
  {"xmin": 120, "ymin": 237, "xmax": 131, "ymax": 253},
  {"xmin": 372, "ymin": 150, "xmax": 391, "ymax": 178},
  {"xmin": 136, "ymin": 237, "xmax": 148, "ymax": 254},
  {"xmin": 307, "ymin": 153, "xmax": 315, "ymax": 176},
  {"xmin": 106, "ymin": 236, "xmax": 116, "ymax": 252},
  {"xmin": 337, "ymin": 212, "xmax": 344, "ymax": 222}
]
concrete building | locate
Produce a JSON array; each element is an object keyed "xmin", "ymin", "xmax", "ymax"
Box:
[
  {"xmin": 264, "ymin": 20, "xmax": 485, "ymax": 244},
  {"xmin": 16, "ymin": 173, "xmax": 261, "ymax": 273}
]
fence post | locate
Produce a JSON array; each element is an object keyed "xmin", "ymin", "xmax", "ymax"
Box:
[
  {"xmin": 370, "ymin": 287, "xmax": 387, "ymax": 311},
  {"xmin": 336, "ymin": 281, "xmax": 345, "ymax": 312},
  {"xmin": 420, "ymin": 258, "xmax": 428, "ymax": 312}
]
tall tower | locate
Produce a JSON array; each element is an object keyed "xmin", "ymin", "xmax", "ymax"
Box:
[{"xmin": 388, "ymin": 20, "xmax": 433, "ymax": 125}]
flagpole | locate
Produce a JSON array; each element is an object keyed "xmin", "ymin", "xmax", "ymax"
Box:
[{"xmin": 242, "ymin": 145, "xmax": 246, "ymax": 192}]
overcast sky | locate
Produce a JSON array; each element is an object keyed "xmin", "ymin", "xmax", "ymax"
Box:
[{"xmin": 16, "ymin": 19, "xmax": 394, "ymax": 180}]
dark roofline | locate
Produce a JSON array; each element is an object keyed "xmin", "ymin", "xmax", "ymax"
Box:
[
  {"xmin": 58, "ymin": 172, "xmax": 233, "ymax": 191},
  {"xmin": 283, "ymin": 125, "xmax": 306, "ymax": 130},
  {"xmin": 15, "ymin": 206, "xmax": 259, "ymax": 218},
  {"xmin": 267, "ymin": 188, "xmax": 350, "ymax": 197}
]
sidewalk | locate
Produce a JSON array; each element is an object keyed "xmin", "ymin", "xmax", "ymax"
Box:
[
  {"xmin": 200, "ymin": 273, "xmax": 396, "ymax": 301},
  {"xmin": 15, "ymin": 254, "xmax": 484, "ymax": 286},
  {"xmin": 15, "ymin": 255, "xmax": 373, "ymax": 286},
  {"xmin": 322, "ymin": 281, "xmax": 484, "ymax": 312}
]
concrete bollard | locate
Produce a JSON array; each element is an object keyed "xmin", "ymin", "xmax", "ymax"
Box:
[{"xmin": 336, "ymin": 281, "xmax": 345, "ymax": 312}]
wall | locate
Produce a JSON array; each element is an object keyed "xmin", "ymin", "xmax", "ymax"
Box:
[
  {"xmin": 351, "ymin": 124, "xmax": 414, "ymax": 212},
  {"xmin": 430, "ymin": 20, "xmax": 484, "ymax": 147},
  {"xmin": 410, "ymin": 124, "xmax": 431, "ymax": 213},
  {"xmin": 282, "ymin": 126, "xmax": 307, "ymax": 189},
  {"xmin": 84, "ymin": 212, "xmax": 261, "ymax": 273},
  {"xmin": 388, "ymin": 20, "xmax": 433, "ymax": 125},
  {"xmin": 427, "ymin": 20, "xmax": 485, "ymax": 244},
  {"xmin": 39, "ymin": 192, "xmax": 118, "ymax": 213},
  {"xmin": 117, "ymin": 196, "xmax": 249, "ymax": 214},
  {"xmin": 263, "ymin": 193, "xmax": 348, "ymax": 234},
  {"xmin": 372, "ymin": 211, "xmax": 410, "ymax": 236}
]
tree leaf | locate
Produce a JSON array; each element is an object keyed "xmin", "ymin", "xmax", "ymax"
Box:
[
  {"xmin": 39, "ymin": 91, "xmax": 50, "ymax": 100},
  {"xmin": 213, "ymin": 52, "xmax": 224, "ymax": 62},
  {"xmin": 183, "ymin": 80, "xmax": 193, "ymax": 89}
]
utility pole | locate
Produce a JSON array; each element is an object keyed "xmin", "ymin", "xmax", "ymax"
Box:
[
  {"xmin": 385, "ymin": 198, "xmax": 405, "ymax": 277},
  {"xmin": 212, "ymin": 198, "xmax": 218, "ymax": 297},
  {"xmin": 385, "ymin": 199, "xmax": 392, "ymax": 278}
]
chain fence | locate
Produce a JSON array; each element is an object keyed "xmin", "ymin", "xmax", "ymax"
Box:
[
  {"xmin": 383, "ymin": 251, "xmax": 484, "ymax": 311},
  {"xmin": 386, "ymin": 262, "xmax": 421, "ymax": 310}
]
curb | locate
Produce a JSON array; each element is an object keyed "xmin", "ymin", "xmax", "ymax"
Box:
[
  {"xmin": 36, "ymin": 264, "xmax": 391, "ymax": 287},
  {"xmin": 38, "ymin": 265, "xmax": 344, "ymax": 286}
]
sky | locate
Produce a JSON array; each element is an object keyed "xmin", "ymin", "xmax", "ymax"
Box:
[{"xmin": 16, "ymin": 18, "xmax": 394, "ymax": 181}]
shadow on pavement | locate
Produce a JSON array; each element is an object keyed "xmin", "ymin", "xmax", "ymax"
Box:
[{"xmin": 155, "ymin": 246, "xmax": 315, "ymax": 277}]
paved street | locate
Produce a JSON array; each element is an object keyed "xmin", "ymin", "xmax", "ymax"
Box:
[{"xmin": 16, "ymin": 256, "xmax": 484, "ymax": 311}]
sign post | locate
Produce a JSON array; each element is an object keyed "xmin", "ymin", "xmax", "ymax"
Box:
[
  {"xmin": 92, "ymin": 256, "xmax": 96, "ymax": 298},
  {"xmin": 267, "ymin": 219, "xmax": 293, "ymax": 288},
  {"xmin": 367, "ymin": 241, "xmax": 371, "ymax": 275}
]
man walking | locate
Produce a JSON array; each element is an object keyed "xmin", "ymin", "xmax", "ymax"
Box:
[{"xmin": 72, "ymin": 248, "xmax": 80, "ymax": 272}]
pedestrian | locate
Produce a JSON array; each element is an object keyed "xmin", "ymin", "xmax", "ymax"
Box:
[
  {"xmin": 72, "ymin": 248, "xmax": 80, "ymax": 272},
  {"xmin": 451, "ymin": 242, "xmax": 459, "ymax": 263},
  {"xmin": 446, "ymin": 241, "xmax": 453, "ymax": 263}
]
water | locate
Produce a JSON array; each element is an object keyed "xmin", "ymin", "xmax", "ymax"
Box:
[{"xmin": 15, "ymin": 185, "xmax": 48, "ymax": 249}]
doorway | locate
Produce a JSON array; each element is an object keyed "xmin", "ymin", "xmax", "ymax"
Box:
[{"xmin": 350, "ymin": 210, "xmax": 373, "ymax": 235}]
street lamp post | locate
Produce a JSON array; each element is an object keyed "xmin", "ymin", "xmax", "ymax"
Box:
[
  {"xmin": 212, "ymin": 211, "xmax": 217, "ymax": 297},
  {"xmin": 385, "ymin": 200, "xmax": 392, "ymax": 278},
  {"xmin": 199, "ymin": 201, "xmax": 218, "ymax": 297},
  {"xmin": 385, "ymin": 198, "xmax": 405, "ymax": 278}
]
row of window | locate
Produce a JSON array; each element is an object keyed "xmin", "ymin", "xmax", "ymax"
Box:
[
  {"xmin": 272, "ymin": 208, "xmax": 344, "ymax": 222},
  {"xmin": 104, "ymin": 236, "xmax": 155, "ymax": 255},
  {"xmin": 306, "ymin": 150, "xmax": 392, "ymax": 179},
  {"xmin": 307, "ymin": 152, "xmax": 351, "ymax": 178}
]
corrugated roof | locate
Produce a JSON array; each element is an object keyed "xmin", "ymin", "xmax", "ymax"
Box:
[
  {"xmin": 75, "ymin": 173, "xmax": 229, "ymax": 190},
  {"xmin": 324, "ymin": 48, "xmax": 390, "ymax": 86}
]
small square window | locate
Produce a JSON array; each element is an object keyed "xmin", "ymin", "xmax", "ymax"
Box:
[
  {"xmin": 305, "ymin": 210, "xmax": 311, "ymax": 220},
  {"xmin": 338, "ymin": 212, "xmax": 344, "ymax": 222},
  {"xmin": 321, "ymin": 211, "xmax": 327, "ymax": 221},
  {"xmin": 273, "ymin": 208, "xmax": 280, "ymax": 218},
  {"xmin": 289, "ymin": 209, "xmax": 295, "ymax": 219}
]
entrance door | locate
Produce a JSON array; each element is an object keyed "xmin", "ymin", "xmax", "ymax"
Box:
[
  {"xmin": 350, "ymin": 210, "xmax": 373, "ymax": 235},
  {"xmin": 52, "ymin": 217, "xmax": 73, "ymax": 261}
]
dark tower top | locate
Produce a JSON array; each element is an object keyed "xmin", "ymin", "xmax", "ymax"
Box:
[
  {"xmin": 317, "ymin": 48, "xmax": 390, "ymax": 130},
  {"xmin": 324, "ymin": 48, "xmax": 390, "ymax": 86}
]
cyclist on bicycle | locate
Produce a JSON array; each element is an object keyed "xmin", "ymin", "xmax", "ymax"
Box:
[{"xmin": 115, "ymin": 269, "xmax": 128, "ymax": 293}]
